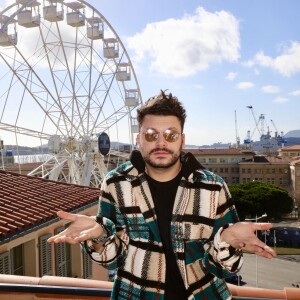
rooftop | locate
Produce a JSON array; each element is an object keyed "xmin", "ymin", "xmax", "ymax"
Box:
[
  {"xmin": 0, "ymin": 170, "xmax": 99, "ymax": 243},
  {"xmin": 279, "ymin": 145, "xmax": 300, "ymax": 151},
  {"xmin": 186, "ymin": 148, "xmax": 255, "ymax": 155}
]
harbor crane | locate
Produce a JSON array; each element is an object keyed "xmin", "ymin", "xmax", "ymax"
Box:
[{"xmin": 234, "ymin": 110, "xmax": 240, "ymax": 148}]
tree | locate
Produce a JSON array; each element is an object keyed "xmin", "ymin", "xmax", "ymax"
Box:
[{"xmin": 228, "ymin": 181, "xmax": 294, "ymax": 220}]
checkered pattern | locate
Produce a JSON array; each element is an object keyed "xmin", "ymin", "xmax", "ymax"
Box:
[{"xmin": 86, "ymin": 151, "xmax": 243, "ymax": 300}]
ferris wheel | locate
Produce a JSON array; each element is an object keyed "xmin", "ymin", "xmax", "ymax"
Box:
[{"xmin": 0, "ymin": 0, "xmax": 142, "ymax": 187}]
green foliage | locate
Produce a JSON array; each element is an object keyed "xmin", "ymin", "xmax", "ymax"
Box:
[{"xmin": 228, "ymin": 181, "xmax": 294, "ymax": 220}]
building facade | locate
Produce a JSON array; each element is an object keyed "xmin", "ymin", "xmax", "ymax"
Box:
[
  {"xmin": 186, "ymin": 147, "xmax": 299, "ymax": 213},
  {"xmin": 0, "ymin": 171, "xmax": 107, "ymax": 281}
]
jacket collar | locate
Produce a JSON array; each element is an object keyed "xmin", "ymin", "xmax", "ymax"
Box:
[{"xmin": 129, "ymin": 150, "xmax": 204, "ymax": 179}]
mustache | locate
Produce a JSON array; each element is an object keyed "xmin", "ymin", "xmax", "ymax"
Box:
[{"xmin": 150, "ymin": 148, "xmax": 173, "ymax": 155}]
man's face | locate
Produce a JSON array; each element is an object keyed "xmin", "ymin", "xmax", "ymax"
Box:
[{"xmin": 136, "ymin": 115, "xmax": 185, "ymax": 169}]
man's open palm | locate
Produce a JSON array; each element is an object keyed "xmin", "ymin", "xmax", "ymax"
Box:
[{"xmin": 47, "ymin": 211, "xmax": 103, "ymax": 244}]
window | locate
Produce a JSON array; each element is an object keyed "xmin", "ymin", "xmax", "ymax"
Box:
[
  {"xmin": 83, "ymin": 250, "xmax": 92, "ymax": 279},
  {"xmin": 231, "ymin": 167, "xmax": 239, "ymax": 173},
  {"xmin": 220, "ymin": 158, "xmax": 228, "ymax": 163},
  {"xmin": 254, "ymin": 178, "xmax": 263, "ymax": 182},
  {"xmin": 12, "ymin": 244, "xmax": 24, "ymax": 275},
  {"xmin": 39, "ymin": 234, "xmax": 53, "ymax": 276},
  {"xmin": 242, "ymin": 178, "xmax": 251, "ymax": 183},
  {"xmin": 232, "ymin": 177, "xmax": 240, "ymax": 184},
  {"xmin": 231, "ymin": 158, "xmax": 240, "ymax": 163},
  {"xmin": 0, "ymin": 252, "xmax": 11, "ymax": 274},
  {"xmin": 266, "ymin": 178, "xmax": 275, "ymax": 184},
  {"xmin": 55, "ymin": 227, "xmax": 71, "ymax": 277},
  {"xmin": 198, "ymin": 158, "xmax": 206, "ymax": 163},
  {"xmin": 208, "ymin": 158, "xmax": 217, "ymax": 163}
]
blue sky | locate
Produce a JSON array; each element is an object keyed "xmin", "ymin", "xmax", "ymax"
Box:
[
  {"xmin": 1, "ymin": 0, "xmax": 299, "ymax": 147},
  {"xmin": 87, "ymin": 0, "xmax": 300, "ymax": 146}
]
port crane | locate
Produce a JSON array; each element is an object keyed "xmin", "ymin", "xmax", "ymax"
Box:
[
  {"xmin": 234, "ymin": 110, "xmax": 241, "ymax": 148},
  {"xmin": 244, "ymin": 106, "xmax": 285, "ymax": 153}
]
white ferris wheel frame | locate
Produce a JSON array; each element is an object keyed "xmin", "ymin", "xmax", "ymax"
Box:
[{"xmin": 0, "ymin": 0, "xmax": 142, "ymax": 186}]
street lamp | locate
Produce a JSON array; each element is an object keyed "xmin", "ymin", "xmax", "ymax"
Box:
[{"xmin": 245, "ymin": 213, "xmax": 267, "ymax": 288}]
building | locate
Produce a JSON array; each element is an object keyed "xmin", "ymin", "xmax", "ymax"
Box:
[
  {"xmin": 0, "ymin": 170, "xmax": 107, "ymax": 281},
  {"xmin": 278, "ymin": 145, "xmax": 300, "ymax": 158},
  {"xmin": 186, "ymin": 147, "xmax": 299, "ymax": 212}
]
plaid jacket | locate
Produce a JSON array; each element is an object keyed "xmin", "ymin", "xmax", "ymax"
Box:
[{"xmin": 86, "ymin": 151, "xmax": 243, "ymax": 300}]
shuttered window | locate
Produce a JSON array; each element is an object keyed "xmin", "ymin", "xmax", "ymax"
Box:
[
  {"xmin": 54, "ymin": 227, "xmax": 71, "ymax": 277},
  {"xmin": 83, "ymin": 250, "xmax": 92, "ymax": 279},
  {"xmin": 39, "ymin": 234, "xmax": 53, "ymax": 276},
  {"xmin": 0, "ymin": 251, "xmax": 11, "ymax": 274},
  {"xmin": 12, "ymin": 244, "xmax": 24, "ymax": 275}
]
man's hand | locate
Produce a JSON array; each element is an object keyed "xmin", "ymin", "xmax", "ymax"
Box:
[
  {"xmin": 220, "ymin": 222, "xmax": 276, "ymax": 259},
  {"xmin": 47, "ymin": 211, "xmax": 104, "ymax": 244}
]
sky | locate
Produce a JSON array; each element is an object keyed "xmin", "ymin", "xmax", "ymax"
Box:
[{"xmin": 1, "ymin": 0, "xmax": 300, "ymax": 147}]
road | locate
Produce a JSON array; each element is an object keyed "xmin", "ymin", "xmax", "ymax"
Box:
[{"xmin": 238, "ymin": 253, "xmax": 300, "ymax": 290}]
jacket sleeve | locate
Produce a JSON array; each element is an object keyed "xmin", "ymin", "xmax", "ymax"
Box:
[
  {"xmin": 202, "ymin": 180, "xmax": 243, "ymax": 278},
  {"xmin": 83, "ymin": 178, "xmax": 130, "ymax": 270}
]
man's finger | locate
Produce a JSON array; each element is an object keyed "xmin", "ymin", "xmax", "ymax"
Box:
[
  {"xmin": 253, "ymin": 222, "xmax": 273, "ymax": 231},
  {"xmin": 57, "ymin": 210, "xmax": 77, "ymax": 222}
]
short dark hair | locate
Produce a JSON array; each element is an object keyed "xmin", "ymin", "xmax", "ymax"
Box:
[{"xmin": 136, "ymin": 90, "xmax": 186, "ymax": 131}]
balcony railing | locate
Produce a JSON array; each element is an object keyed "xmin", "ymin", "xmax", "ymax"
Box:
[{"xmin": 0, "ymin": 274, "xmax": 300, "ymax": 300}]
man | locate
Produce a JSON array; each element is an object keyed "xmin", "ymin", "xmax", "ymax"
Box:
[{"xmin": 48, "ymin": 90, "xmax": 275, "ymax": 300}]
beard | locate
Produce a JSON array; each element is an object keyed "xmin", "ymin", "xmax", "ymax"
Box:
[{"xmin": 142, "ymin": 147, "xmax": 181, "ymax": 169}]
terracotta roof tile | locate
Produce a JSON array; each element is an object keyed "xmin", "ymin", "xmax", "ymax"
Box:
[{"xmin": 0, "ymin": 170, "xmax": 100, "ymax": 241}]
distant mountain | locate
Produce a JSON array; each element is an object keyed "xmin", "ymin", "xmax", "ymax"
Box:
[{"xmin": 284, "ymin": 130, "xmax": 300, "ymax": 138}]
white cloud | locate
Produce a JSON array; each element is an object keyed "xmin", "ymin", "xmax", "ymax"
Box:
[
  {"xmin": 261, "ymin": 85, "xmax": 281, "ymax": 94},
  {"xmin": 226, "ymin": 72, "xmax": 237, "ymax": 80},
  {"xmin": 237, "ymin": 81, "xmax": 254, "ymax": 89},
  {"xmin": 244, "ymin": 41, "xmax": 300, "ymax": 77},
  {"xmin": 289, "ymin": 90, "xmax": 300, "ymax": 96},
  {"xmin": 273, "ymin": 96, "xmax": 289, "ymax": 104},
  {"xmin": 127, "ymin": 7, "xmax": 240, "ymax": 77}
]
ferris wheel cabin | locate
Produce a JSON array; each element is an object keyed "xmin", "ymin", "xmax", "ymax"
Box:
[
  {"xmin": 116, "ymin": 62, "xmax": 131, "ymax": 81},
  {"xmin": 16, "ymin": 0, "xmax": 40, "ymax": 28},
  {"xmin": 43, "ymin": 0, "xmax": 64, "ymax": 22},
  {"xmin": 103, "ymin": 38, "xmax": 119, "ymax": 58},
  {"xmin": 130, "ymin": 118, "xmax": 139, "ymax": 134},
  {"xmin": 86, "ymin": 17, "xmax": 103, "ymax": 40},
  {"xmin": 125, "ymin": 89, "xmax": 139, "ymax": 107},
  {"xmin": 0, "ymin": 16, "xmax": 17, "ymax": 47},
  {"xmin": 66, "ymin": 2, "xmax": 85, "ymax": 27}
]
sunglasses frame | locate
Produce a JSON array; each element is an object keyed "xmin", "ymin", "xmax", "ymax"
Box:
[{"xmin": 141, "ymin": 128, "xmax": 182, "ymax": 143}]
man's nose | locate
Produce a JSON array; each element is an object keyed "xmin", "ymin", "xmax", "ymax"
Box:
[{"xmin": 155, "ymin": 133, "xmax": 167, "ymax": 146}]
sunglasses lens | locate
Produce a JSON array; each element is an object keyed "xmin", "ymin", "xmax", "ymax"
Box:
[
  {"xmin": 143, "ymin": 129, "xmax": 180, "ymax": 142},
  {"xmin": 144, "ymin": 130, "xmax": 158, "ymax": 142},
  {"xmin": 163, "ymin": 129, "xmax": 180, "ymax": 142}
]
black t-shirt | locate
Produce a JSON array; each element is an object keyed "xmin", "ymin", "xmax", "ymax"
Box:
[{"xmin": 145, "ymin": 172, "xmax": 187, "ymax": 300}]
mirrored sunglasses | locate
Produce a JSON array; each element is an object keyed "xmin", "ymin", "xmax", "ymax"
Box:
[{"xmin": 142, "ymin": 128, "xmax": 181, "ymax": 143}]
